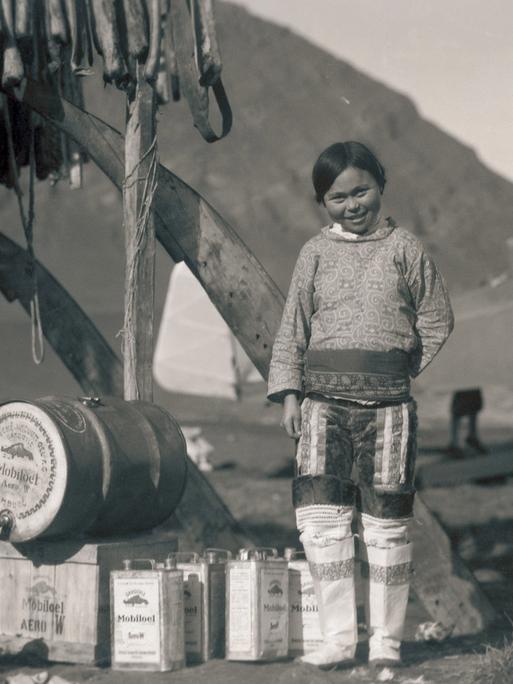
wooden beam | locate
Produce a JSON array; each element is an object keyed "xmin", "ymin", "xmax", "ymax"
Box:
[
  {"xmin": 122, "ymin": 70, "xmax": 157, "ymax": 401},
  {"xmin": 0, "ymin": 232, "xmax": 122, "ymax": 396},
  {"xmin": 411, "ymin": 495, "xmax": 496, "ymax": 634},
  {"xmin": 0, "ymin": 231, "xmax": 249, "ymax": 553},
  {"xmin": 11, "ymin": 78, "xmax": 284, "ymax": 381}
]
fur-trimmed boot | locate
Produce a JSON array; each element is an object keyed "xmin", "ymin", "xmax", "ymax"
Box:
[{"xmin": 360, "ymin": 514, "xmax": 413, "ymax": 667}]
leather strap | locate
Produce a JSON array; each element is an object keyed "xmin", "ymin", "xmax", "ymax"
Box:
[{"xmin": 170, "ymin": 0, "xmax": 232, "ymax": 143}]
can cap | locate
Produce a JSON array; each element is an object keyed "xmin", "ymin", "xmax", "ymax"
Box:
[
  {"xmin": 284, "ymin": 548, "xmax": 306, "ymax": 561},
  {"xmin": 204, "ymin": 548, "xmax": 232, "ymax": 564},
  {"xmin": 168, "ymin": 551, "xmax": 200, "ymax": 564}
]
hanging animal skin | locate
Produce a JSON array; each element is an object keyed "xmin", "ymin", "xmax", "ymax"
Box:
[
  {"xmin": 0, "ymin": 0, "xmax": 25, "ymax": 88},
  {"xmin": 170, "ymin": 0, "xmax": 232, "ymax": 142}
]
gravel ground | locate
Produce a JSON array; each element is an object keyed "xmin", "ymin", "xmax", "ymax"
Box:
[{"xmin": 1, "ymin": 384, "xmax": 512, "ymax": 683}]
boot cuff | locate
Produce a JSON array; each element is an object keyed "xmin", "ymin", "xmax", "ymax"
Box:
[
  {"xmin": 293, "ymin": 475, "xmax": 355, "ymax": 508},
  {"xmin": 358, "ymin": 487, "xmax": 415, "ymax": 518}
]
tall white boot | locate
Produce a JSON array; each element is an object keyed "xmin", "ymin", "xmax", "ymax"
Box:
[
  {"xmin": 360, "ymin": 514, "xmax": 413, "ymax": 666},
  {"xmin": 296, "ymin": 506, "xmax": 357, "ymax": 669},
  {"xmin": 364, "ymin": 543, "xmax": 413, "ymax": 666}
]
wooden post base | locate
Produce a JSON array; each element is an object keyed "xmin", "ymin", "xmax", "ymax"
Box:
[{"xmin": 0, "ymin": 530, "xmax": 178, "ymax": 664}]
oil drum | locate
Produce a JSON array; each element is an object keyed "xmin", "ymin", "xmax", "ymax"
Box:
[{"xmin": 0, "ymin": 396, "xmax": 188, "ymax": 542}]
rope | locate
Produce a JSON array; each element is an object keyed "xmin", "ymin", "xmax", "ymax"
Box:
[{"xmin": 2, "ymin": 97, "xmax": 44, "ymax": 364}]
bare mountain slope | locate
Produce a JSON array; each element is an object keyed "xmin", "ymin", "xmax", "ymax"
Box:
[
  {"xmin": 166, "ymin": 2, "xmax": 513, "ymax": 294},
  {"xmin": 1, "ymin": 0, "xmax": 512, "ymax": 327}
]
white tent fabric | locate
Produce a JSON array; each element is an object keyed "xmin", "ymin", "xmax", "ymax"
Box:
[{"xmin": 153, "ymin": 263, "xmax": 262, "ymax": 399}]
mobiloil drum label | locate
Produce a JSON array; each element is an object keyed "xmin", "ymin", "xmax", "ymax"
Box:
[
  {"xmin": 0, "ymin": 403, "xmax": 67, "ymax": 538},
  {"xmin": 259, "ymin": 567, "xmax": 288, "ymax": 654},
  {"xmin": 112, "ymin": 576, "xmax": 161, "ymax": 664}
]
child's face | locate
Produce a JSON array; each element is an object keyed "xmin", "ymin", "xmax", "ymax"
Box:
[{"xmin": 323, "ymin": 166, "xmax": 382, "ymax": 234}]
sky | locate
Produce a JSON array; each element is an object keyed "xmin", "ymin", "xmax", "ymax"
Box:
[{"xmin": 231, "ymin": 0, "xmax": 513, "ymax": 182}]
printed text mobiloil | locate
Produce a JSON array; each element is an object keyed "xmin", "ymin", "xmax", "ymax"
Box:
[
  {"xmin": 284, "ymin": 547, "xmax": 322, "ymax": 656},
  {"xmin": 110, "ymin": 558, "xmax": 184, "ymax": 672}
]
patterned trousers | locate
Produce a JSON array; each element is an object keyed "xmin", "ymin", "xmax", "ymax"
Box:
[
  {"xmin": 293, "ymin": 394, "xmax": 417, "ymax": 659},
  {"xmin": 294, "ymin": 394, "xmax": 417, "ymax": 519}
]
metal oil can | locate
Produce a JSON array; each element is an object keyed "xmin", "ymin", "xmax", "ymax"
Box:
[
  {"xmin": 284, "ymin": 547, "xmax": 323, "ymax": 657},
  {"xmin": 225, "ymin": 548, "xmax": 289, "ymax": 661},
  {"xmin": 170, "ymin": 549, "xmax": 230, "ymax": 664},
  {"xmin": 110, "ymin": 558, "xmax": 185, "ymax": 671}
]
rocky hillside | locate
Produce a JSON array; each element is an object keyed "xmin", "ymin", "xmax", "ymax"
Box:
[{"xmin": 2, "ymin": 0, "xmax": 513, "ymax": 324}]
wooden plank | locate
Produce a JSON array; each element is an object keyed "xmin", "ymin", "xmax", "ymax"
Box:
[
  {"xmin": 0, "ymin": 232, "xmax": 123, "ymax": 396},
  {"xmin": 410, "ymin": 494, "xmax": 496, "ymax": 635},
  {"xmin": 0, "ymin": 533, "xmax": 178, "ymax": 664},
  {"xmin": 11, "ymin": 78, "xmax": 285, "ymax": 380},
  {"xmin": 123, "ymin": 69, "xmax": 157, "ymax": 401},
  {"xmin": 416, "ymin": 449, "xmax": 513, "ymax": 488}
]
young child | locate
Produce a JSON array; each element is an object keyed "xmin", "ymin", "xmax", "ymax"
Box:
[{"xmin": 267, "ymin": 141, "xmax": 454, "ymax": 669}]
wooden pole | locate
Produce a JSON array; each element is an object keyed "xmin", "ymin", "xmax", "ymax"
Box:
[{"xmin": 123, "ymin": 67, "xmax": 157, "ymax": 401}]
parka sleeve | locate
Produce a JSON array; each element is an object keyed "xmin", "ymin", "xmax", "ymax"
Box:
[
  {"xmin": 407, "ymin": 248, "xmax": 454, "ymax": 377},
  {"xmin": 267, "ymin": 242, "xmax": 318, "ymax": 402}
]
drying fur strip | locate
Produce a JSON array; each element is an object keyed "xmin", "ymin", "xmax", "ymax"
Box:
[
  {"xmin": 2, "ymin": 97, "xmax": 44, "ymax": 364},
  {"xmin": 0, "ymin": 0, "xmax": 25, "ymax": 87},
  {"xmin": 0, "ymin": 0, "xmax": 231, "ymax": 156},
  {"xmin": 89, "ymin": 0, "xmax": 129, "ymax": 85},
  {"xmin": 14, "ymin": 0, "xmax": 33, "ymax": 40},
  {"xmin": 121, "ymin": 0, "xmax": 149, "ymax": 61},
  {"xmin": 192, "ymin": 0, "xmax": 222, "ymax": 87}
]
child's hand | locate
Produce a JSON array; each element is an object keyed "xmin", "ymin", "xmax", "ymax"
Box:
[{"xmin": 281, "ymin": 393, "xmax": 301, "ymax": 439}]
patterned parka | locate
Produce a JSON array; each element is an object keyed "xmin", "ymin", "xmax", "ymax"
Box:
[{"xmin": 267, "ymin": 218, "xmax": 454, "ymax": 403}]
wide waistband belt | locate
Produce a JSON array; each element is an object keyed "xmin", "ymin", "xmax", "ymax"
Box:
[{"xmin": 306, "ymin": 349, "xmax": 409, "ymax": 376}]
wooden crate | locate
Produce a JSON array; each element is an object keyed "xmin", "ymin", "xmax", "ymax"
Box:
[{"xmin": 0, "ymin": 531, "xmax": 178, "ymax": 664}]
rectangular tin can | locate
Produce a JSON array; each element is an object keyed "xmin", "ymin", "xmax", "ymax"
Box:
[
  {"xmin": 172, "ymin": 549, "xmax": 230, "ymax": 664},
  {"xmin": 225, "ymin": 548, "xmax": 289, "ymax": 661},
  {"xmin": 110, "ymin": 559, "xmax": 185, "ymax": 671},
  {"xmin": 284, "ymin": 548, "xmax": 323, "ymax": 657}
]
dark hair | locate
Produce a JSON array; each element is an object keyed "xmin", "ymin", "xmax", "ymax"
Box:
[{"xmin": 312, "ymin": 141, "xmax": 386, "ymax": 203}]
